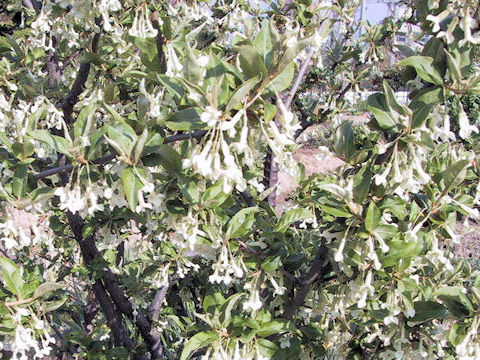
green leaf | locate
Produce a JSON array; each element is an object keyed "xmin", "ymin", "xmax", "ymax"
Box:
[
  {"xmin": 121, "ymin": 167, "xmax": 145, "ymax": 212},
  {"xmin": 154, "ymin": 144, "xmax": 182, "ymax": 173},
  {"xmin": 106, "ymin": 122, "xmax": 137, "ymax": 158},
  {"xmin": 12, "ymin": 142, "xmax": 34, "ymax": 160},
  {"xmin": 103, "ymin": 102, "xmax": 127, "ymax": 123},
  {"xmin": 184, "ymin": 45, "xmax": 203, "ymax": 84},
  {"xmin": 256, "ymin": 319, "xmax": 293, "ymax": 337},
  {"xmin": 380, "ymin": 240, "xmax": 423, "ymax": 267},
  {"xmin": 132, "ymin": 128, "xmax": 148, "ymax": 164},
  {"xmin": 33, "ymin": 282, "xmax": 64, "ymax": 299},
  {"xmin": 410, "ymin": 301, "xmax": 448, "ymax": 322},
  {"xmin": 81, "ymin": 51, "xmax": 102, "ymax": 65},
  {"xmin": 433, "ymin": 287, "xmax": 474, "ymax": 317},
  {"xmin": 137, "ymin": 94, "xmax": 149, "ymax": 121},
  {"xmin": 267, "ymin": 62, "xmax": 295, "ymax": 94},
  {"xmin": 201, "ymin": 180, "xmax": 229, "ymax": 208},
  {"xmin": 445, "ymin": 50, "xmax": 462, "ymax": 83},
  {"xmin": 226, "ymin": 207, "xmax": 260, "ymax": 239},
  {"xmin": 261, "ymin": 256, "xmax": 282, "ymax": 272},
  {"xmin": 254, "ymin": 20, "xmax": 281, "ymax": 71},
  {"xmin": 365, "ymin": 202, "xmax": 381, "ymax": 232},
  {"xmin": 319, "ymin": 203, "xmax": 353, "ymax": 218},
  {"xmin": 41, "ymin": 297, "xmax": 67, "ymax": 313},
  {"xmin": 0, "ymin": 257, "xmax": 23, "ymax": 296},
  {"xmin": 257, "ymin": 338, "xmax": 278, "ymax": 357},
  {"xmin": 220, "ymin": 293, "xmax": 244, "ymax": 327},
  {"xmin": 0, "ymin": 133, "xmax": 12, "ymax": 152},
  {"xmin": 178, "ymin": 177, "xmax": 201, "ymax": 204},
  {"xmin": 74, "ymin": 102, "xmax": 95, "ymax": 139},
  {"xmin": 5, "ymin": 35, "xmax": 24, "ymax": 61},
  {"xmin": 203, "ymin": 291, "xmax": 226, "ymax": 313},
  {"xmin": 28, "ymin": 130, "xmax": 73, "ymax": 158},
  {"xmin": 164, "ymin": 108, "xmax": 207, "ymax": 131},
  {"xmin": 12, "ymin": 164, "xmax": 28, "ymax": 198},
  {"xmin": 353, "ymin": 166, "xmax": 372, "ymax": 204},
  {"xmin": 383, "ymin": 80, "xmax": 410, "ymax": 118},
  {"xmin": 397, "ymin": 56, "xmax": 444, "ymax": 85},
  {"xmin": 367, "ymin": 93, "xmax": 398, "ymax": 131},
  {"xmin": 238, "ymin": 45, "xmax": 268, "ymax": 79},
  {"xmin": 180, "ymin": 331, "xmax": 219, "ymax": 360},
  {"xmin": 409, "ymin": 86, "xmax": 443, "ymax": 129},
  {"xmin": 226, "ymin": 76, "xmax": 260, "ymax": 113},
  {"xmin": 276, "ymin": 208, "xmax": 312, "ymax": 233},
  {"xmin": 333, "ymin": 121, "xmax": 355, "ymax": 160},
  {"xmin": 440, "ymin": 159, "xmax": 471, "ymax": 192},
  {"xmin": 87, "ymin": 127, "xmax": 106, "ymax": 160},
  {"xmin": 143, "ymin": 133, "xmax": 164, "ymax": 156}
]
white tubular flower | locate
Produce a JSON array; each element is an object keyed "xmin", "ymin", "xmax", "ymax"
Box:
[
  {"xmin": 437, "ymin": 16, "xmax": 458, "ymax": 44},
  {"xmin": 243, "ymin": 289, "xmax": 262, "ymax": 311},
  {"xmin": 334, "ymin": 233, "xmax": 347, "ymax": 262},
  {"xmin": 426, "ymin": 10, "xmax": 450, "ymax": 33},
  {"xmin": 197, "ymin": 55, "xmax": 210, "ymax": 67},
  {"xmin": 98, "ymin": 0, "xmax": 122, "ymax": 31},
  {"xmin": 458, "ymin": 103, "xmax": 479, "ymax": 139},
  {"xmin": 352, "ymin": 270, "xmax": 374, "ymax": 309},
  {"xmin": 459, "ymin": 8, "xmax": 480, "ymax": 47},
  {"xmin": 165, "ymin": 43, "xmax": 183, "ymax": 77},
  {"xmin": 374, "ymin": 163, "xmax": 392, "ymax": 186},
  {"xmin": 412, "ymin": 157, "xmax": 431, "ymax": 184},
  {"xmin": 128, "ymin": 7, "xmax": 158, "ymax": 38},
  {"xmin": 201, "ymin": 106, "xmax": 222, "ymax": 127},
  {"xmin": 372, "ymin": 232, "xmax": 389, "ymax": 253},
  {"xmin": 54, "ymin": 185, "xmax": 86, "ymax": 214}
]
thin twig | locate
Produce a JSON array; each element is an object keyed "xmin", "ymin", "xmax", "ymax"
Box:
[
  {"xmin": 264, "ymin": 49, "xmax": 315, "ymax": 207},
  {"xmin": 285, "ymin": 48, "xmax": 314, "ymax": 108},
  {"xmin": 35, "ymin": 131, "xmax": 207, "ymax": 179}
]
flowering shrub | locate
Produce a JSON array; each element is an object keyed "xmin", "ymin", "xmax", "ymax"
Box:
[{"xmin": 0, "ymin": 0, "xmax": 480, "ymax": 359}]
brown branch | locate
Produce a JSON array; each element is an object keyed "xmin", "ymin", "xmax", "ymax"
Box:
[
  {"xmin": 66, "ymin": 211, "xmax": 163, "ymax": 359},
  {"xmin": 49, "ymin": 21, "xmax": 161, "ymax": 357},
  {"xmin": 263, "ymin": 50, "xmax": 314, "ymax": 207},
  {"xmin": 151, "ymin": 11, "xmax": 166, "ymax": 73},
  {"xmin": 149, "ymin": 286, "xmax": 168, "ymax": 322},
  {"xmin": 35, "ymin": 130, "xmax": 208, "ymax": 180},
  {"xmin": 46, "ymin": 36, "xmax": 61, "ymax": 87},
  {"xmin": 285, "ymin": 49, "xmax": 314, "ymax": 108},
  {"xmin": 284, "ymin": 240, "xmax": 329, "ymax": 320},
  {"xmin": 61, "ymin": 20, "xmax": 102, "ymax": 124}
]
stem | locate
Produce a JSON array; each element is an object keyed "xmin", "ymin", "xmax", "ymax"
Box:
[
  {"xmin": 61, "ymin": 19, "xmax": 102, "ymax": 124},
  {"xmin": 284, "ymin": 240, "xmax": 329, "ymax": 320},
  {"xmin": 151, "ymin": 11, "xmax": 166, "ymax": 73},
  {"xmin": 35, "ymin": 131, "xmax": 208, "ymax": 180}
]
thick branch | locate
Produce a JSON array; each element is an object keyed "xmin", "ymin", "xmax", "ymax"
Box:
[
  {"xmin": 67, "ymin": 212, "xmax": 163, "ymax": 359},
  {"xmin": 151, "ymin": 11, "xmax": 166, "ymax": 73},
  {"xmin": 61, "ymin": 21, "xmax": 102, "ymax": 124},
  {"xmin": 149, "ymin": 286, "xmax": 168, "ymax": 322},
  {"xmin": 46, "ymin": 36, "xmax": 61, "ymax": 87},
  {"xmin": 284, "ymin": 240, "xmax": 329, "ymax": 320}
]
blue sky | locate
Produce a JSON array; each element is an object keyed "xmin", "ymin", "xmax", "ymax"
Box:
[{"xmin": 363, "ymin": 2, "xmax": 392, "ymax": 25}]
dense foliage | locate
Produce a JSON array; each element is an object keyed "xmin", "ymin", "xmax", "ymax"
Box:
[{"xmin": 0, "ymin": 0, "xmax": 480, "ymax": 359}]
